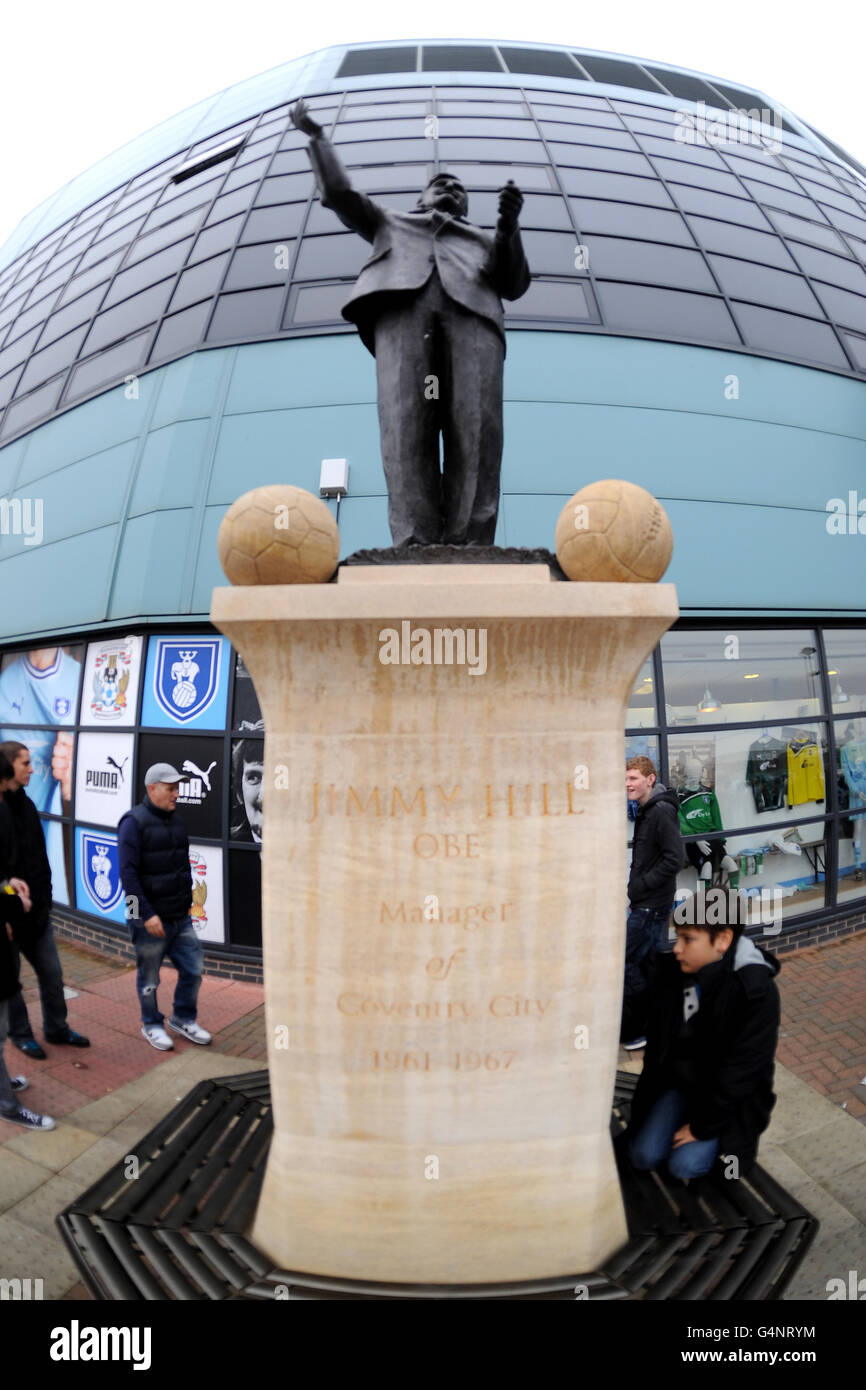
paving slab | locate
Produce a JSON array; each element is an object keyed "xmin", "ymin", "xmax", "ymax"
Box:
[
  {"xmin": 0, "ymin": 1147, "xmax": 56, "ymax": 1212},
  {"xmin": 0, "ymin": 1212, "xmax": 79, "ymax": 1298}
]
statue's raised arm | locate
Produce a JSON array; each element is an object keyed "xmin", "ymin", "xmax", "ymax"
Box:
[{"xmin": 290, "ymin": 98, "xmax": 381, "ymax": 243}]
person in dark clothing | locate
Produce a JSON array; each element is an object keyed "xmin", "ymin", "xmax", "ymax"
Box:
[
  {"xmin": 0, "ymin": 751, "xmax": 55, "ymax": 1130},
  {"xmin": 623, "ymin": 888, "xmax": 780, "ymax": 1179},
  {"xmin": 117, "ymin": 763, "xmax": 211, "ymax": 1052},
  {"xmin": 0, "ymin": 740, "xmax": 89, "ymax": 1059},
  {"xmin": 622, "ymin": 755, "xmax": 686, "ymax": 1049}
]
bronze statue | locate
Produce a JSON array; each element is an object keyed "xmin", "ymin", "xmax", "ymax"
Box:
[{"xmin": 291, "ymin": 100, "xmax": 531, "ymax": 547}]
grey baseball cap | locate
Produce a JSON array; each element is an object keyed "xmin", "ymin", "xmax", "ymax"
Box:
[{"xmin": 144, "ymin": 763, "xmax": 183, "ymax": 786}]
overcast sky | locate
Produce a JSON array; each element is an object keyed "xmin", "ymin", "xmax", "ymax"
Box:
[{"xmin": 1, "ymin": 0, "xmax": 863, "ymax": 253}]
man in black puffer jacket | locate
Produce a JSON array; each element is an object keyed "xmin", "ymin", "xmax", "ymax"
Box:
[
  {"xmin": 0, "ymin": 750, "xmax": 56, "ymax": 1130},
  {"xmin": 118, "ymin": 764, "xmax": 211, "ymax": 1052},
  {"xmin": 623, "ymin": 888, "xmax": 780, "ymax": 1178},
  {"xmin": 622, "ymin": 756, "xmax": 686, "ymax": 1048}
]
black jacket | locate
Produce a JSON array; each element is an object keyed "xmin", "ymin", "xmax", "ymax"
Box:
[
  {"xmin": 3, "ymin": 786, "xmax": 52, "ymax": 944},
  {"xmin": 625, "ymin": 937, "xmax": 781, "ymax": 1173},
  {"xmin": 117, "ymin": 797, "xmax": 192, "ymax": 925},
  {"xmin": 627, "ymin": 783, "xmax": 685, "ymax": 909},
  {"xmin": 0, "ymin": 799, "xmax": 21, "ymax": 1001}
]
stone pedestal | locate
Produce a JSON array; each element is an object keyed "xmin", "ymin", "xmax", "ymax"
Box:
[{"xmin": 211, "ymin": 566, "xmax": 678, "ymax": 1284}]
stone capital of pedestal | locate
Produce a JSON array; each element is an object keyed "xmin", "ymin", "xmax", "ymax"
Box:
[{"xmin": 211, "ymin": 567, "xmax": 678, "ymax": 1284}]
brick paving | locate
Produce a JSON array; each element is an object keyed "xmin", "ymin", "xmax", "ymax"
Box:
[
  {"xmin": 776, "ymin": 932, "xmax": 866, "ymax": 1122},
  {"xmin": 0, "ymin": 937, "xmax": 264, "ymax": 1144}
]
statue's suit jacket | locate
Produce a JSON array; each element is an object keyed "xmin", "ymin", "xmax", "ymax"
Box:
[{"xmin": 307, "ymin": 133, "xmax": 531, "ymax": 356}]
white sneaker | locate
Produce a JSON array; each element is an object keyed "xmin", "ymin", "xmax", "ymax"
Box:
[
  {"xmin": 168, "ymin": 1018, "xmax": 212, "ymax": 1046},
  {"xmin": 141, "ymin": 1024, "xmax": 174, "ymax": 1051},
  {"xmin": 2, "ymin": 1106, "xmax": 56, "ymax": 1130},
  {"xmin": 10, "ymin": 1076, "xmax": 29, "ymax": 1093}
]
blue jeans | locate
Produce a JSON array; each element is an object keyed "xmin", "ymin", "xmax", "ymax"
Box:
[
  {"xmin": 8, "ymin": 921, "xmax": 69, "ymax": 1042},
  {"xmin": 624, "ymin": 902, "xmax": 673, "ymax": 1000},
  {"xmin": 629, "ymin": 1089, "xmax": 719, "ymax": 1179},
  {"xmin": 133, "ymin": 916, "xmax": 203, "ymax": 1027}
]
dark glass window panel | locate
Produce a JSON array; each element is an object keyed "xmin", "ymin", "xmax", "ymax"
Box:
[
  {"xmin": 335, "ymin": 118, "xmax": 429, "ymax": 142},
  {"xmin": 340, "ymin": 140, "xmax": 436, "ymax": 165},
  {"xmin": 520, "ymin": 230, "xmax": 584, "ymax": 273},
  {"xmin": 142, "ymin": 176, "xmax": 222, "ymax": 232},
  {"xmin": 812, "ymin": 282, "xmax": 866, "ymax": 332},
  {"xmin": 123, "ymin": 210, "xmax": 202, "ymax": 266},
  {"xmin": 544, "ymin": 125, "xmax": 639, "ymax": 151},
  {"xmin": 614, "ymin": 100, "xmax": 677, "ymax": 122},
  {"xmin": 150, "ymin": 300, "xmax": 211, "ymax": 360},
  {"xmin": 819, "ymin": 204, "xmax": 866, "ymax": 239},
  {"xmin": 96, "ymin": 202, "xmax": 153, "ymax": 245},
  {"xmin": 646, "ymin": 68, "xmax": 731, "ymax": 106},
  {"xmin": 570, "ymin": 198, "xmax": 694, "ymax": 244},
  {"xmin": 103, "ymin": 238, "xmax": 193, "ymax": 309},
  {"xmin": 221, "ymin": 157, "xmax": 271, "ymax": 194},
  {"xmin": 83, "ymin": 280, "xmax": 173, "ymax": 353},
  {"xmin": 443, "ymin": 162, "xmax": 553, "ymax": 191},
  {"xmin": 505, "ymin": 278, "xmax": 592, "ymax": 319},
  {"xmin": 792, "ymin": 243, "xmax": 866, "ymax": 293},
  {"xmin": 228, "ymin": 849, "xmax": 261, "ymax": 946},
  {"xmin": 271, "ymin": 148, "xmax": 312, "ymax": 174},
  {"xmin": 164, "ymin": 159, "xmax": 233, "ymax": 197},
  {"xmin": 2, "ymin": 297, "xmax": 56, "ymax": 344},
  {"xmin": 558, "ymin": 167, "xmax": 675, "ymax": 207},
  {"xmin": 511, "ymin": 193, "xmax": 572, "ymax": 229},
  {"xmin": 255, "ymin": 173, "xmax": 315, "ymax": 207},
  {"xmin": 436, "ymin": 138, "xmax": 548, "ymax": 164},
  {"xmin": 170, "ymin": 252, "xmax": 230, "ymax": 310},
  {"xmin": 801, "ymin": 181, "xmax": 863, "ymax": 216},
  {"xmin": 669, "ymin": 184, "xmax": 772, "ymax": 228},
  {"xmin": 65, "ymin": 329, "xmax": 148, "ymax": 398},
  {"xmin": 498, "ymin": 47, "xmax": 578, "ymax": 78},
  {"xmin": 432, "ymin": 86, "xmax": 513, "ymax": 100},
  {"xmin": 434, "ymin": 117, "xmax": 537, "ymax": 139},
  {"xmin": 436, "ymin": 101, "xmax": 525, "ymax": 118},
  {"xmin": 17, "ymin": 324, "xmax": 88, "ymax": 392},
  {"xmin": 0, "ymin": 326, "xmax": 40, "ymax": 377},
  {"xmin": 686, "ymin": 216, "xmax": 796, "ymax": 267},
  {"xmin": 352, "ymin": 164, "xmax": 436, "ymax": 191},
  {"xmin": 707, "ymin": 255, "xmax": 821, "ymax": 314},
  {"xmin": 204, "ymin": 186, "xmax": 257, "ymax": 226},
  {"xmin": 336, "ymin": 47, "xmax": 418, "ymax": 78},
  {"xmin": 27, "ymin": 261, "xmax": 74, "ymax": 307},
  {"xmin": 223, "ymin": 241, "xmax": 293, "ymax": 292},
  {"xmin": 0, "ymin": 377, "xmax": 63, "ymax": 439},
  {"xmin": 596, "ymin": 280, "xmax": 741, "ymax": 342},
  {"xmin": 742, "ymin": 180, "xmax": 820, "ymax": 218},
  {"xmin": 240, "ymin": 204, "xmax": 305, "ymax": 243},
  {"xmin": 577, "ymin": 57, "xmax": 663, "ymax": 91},
  {"xmin": 206, "ymin": 286, "xmax": 283, "ymax": 340},
  {"xmin": 37, "ymin": 285, "xmax": 106, "ymax": 346},
  {"xmin": 641, "ymin": 136, "xmax": 729, "ymax": 167},
  {"xmin": 782, "ymin": 161, "xmax": 838, "ymax": 191},
  {"xmin": 732, "ymin": 302, "xmax": 848, "ymax": 365},
  {"xmin": 288, "ymin": 283, "xmax": 348, "ymax": 324},
  {"xmin": 586, "ymin": 236, "xmax": 716, "ymax": 291},
  {"xmin": 654, "ymin": 158, "xmax": 743, "ymax": 195},
  {"xmin": 0, "ymin": 367, "xmax": 20, "ymax": 409},
  {"xmin": 294, "ymin": 234, "xmax": 373, "ymax": 280},
  {"xmin": 420, "ymin": 45, "xmax": 501, "ymax": 72},
  {"xmin": 541, "ymin": 142, "xmax": 654, "ymax": 177},
  {"xmin": 236, "ymin": 133, "xmax": 281, "ymax": 163},
  {"xmin": 188, "ymin": 213, "xmax": 245, "ymax": 263},
  {"xmin": 841, "ymin": 332, "xmax": 866, "ymax": 370},
  {"xmin": 722, "ymin": 153, "xmax": 797, "ymax": 187},
  {"xmin": 348, "ymin": 103, "xmax": 430, "ymax": 120}
]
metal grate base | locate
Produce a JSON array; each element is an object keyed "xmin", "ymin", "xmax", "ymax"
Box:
[{"xmin": 57, "ymin": 1070, "xmax": 817, "ymax": 1300}]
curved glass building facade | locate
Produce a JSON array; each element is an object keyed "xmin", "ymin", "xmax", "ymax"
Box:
[{"xmin": 1, "ymin": 40, "xmax": 865, "ymax": 968}]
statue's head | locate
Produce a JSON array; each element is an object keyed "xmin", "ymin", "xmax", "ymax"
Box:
[{"xmin": 418, "ymin": 172, "xmax": 468, "ymax": 219}]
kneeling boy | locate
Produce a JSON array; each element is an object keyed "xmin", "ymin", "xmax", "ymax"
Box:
[{"xmin": 624, "ymin": 888, "xmax": 780, "ymax": 1180}]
